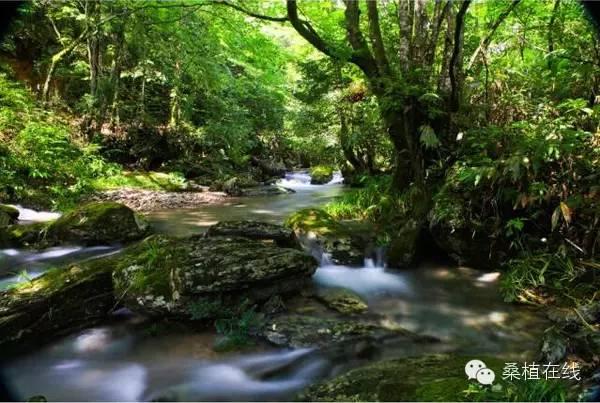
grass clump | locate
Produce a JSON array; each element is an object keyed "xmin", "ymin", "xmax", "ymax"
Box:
[
  {"xmin": 462, "ymin": 378, "xmax": 571, "ymax": 402},
  {"xmin": 91, "ymin": 171, "xmax": 187, "ymax": 191}
]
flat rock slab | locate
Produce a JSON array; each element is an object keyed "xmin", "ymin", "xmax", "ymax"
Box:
[
  {"xmin": 261, "ymin": 314, "xmax": 431, "ymax": 349},
  {"xmin": 206, "ymin": 220, "xmax": 299, "ymax": 248},
  {"xmin": 90, "ymin": 188, "xmax": 228, "ymax": 212},
  {"xmin": 113, "ymin": 235, "xmax": 318, "ymax": 317}
]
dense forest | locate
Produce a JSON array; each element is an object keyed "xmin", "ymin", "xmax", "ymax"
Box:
[{"xmin": 0, "ymin": 0, "xmax": 598, "ymax": 402}]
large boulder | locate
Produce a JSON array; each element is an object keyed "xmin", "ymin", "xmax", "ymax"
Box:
[
  {"xmin": 112, "ymin": 235, "xmax": 318, "ymax": 317},
  {"xmin": 0, "ymin": 257, "xmax": 116, "ymax": 354},
  {"xmin": 45, "ymin": 202, "xmax": 149, "ymax": 245},
  {"xmin": 206, "ymin": 220, "xmax": 300, "ymax": 248},
  {"xmin": 310, "ymin": 166, "xmax": 334, "ymax": 185},
  {"xmin": 2, "ymin": 202, "xmax": 149, "ymax": 248}
]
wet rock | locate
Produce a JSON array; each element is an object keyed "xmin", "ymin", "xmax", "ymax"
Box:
[
  {"xmin": 260, "ymin": 314, "xmax": 422, "ymax": 349},
  {"xmin": 215, "ymin": 176, "xmax": 260, "ymax": 196},
  {"xmin": 285, "ymin": 208, "xmax": 374, "ymax": 266},
  {"xmin": 3, "ymin": 202, "xmax": 149, "ymax": 248},
  {"xmin": 315, "ymin": 288, "xmax": 368, "ymax": 315},
  {"xmin": 112, "ymin": 235, "xmax": 318, "ymax": 318},
  {"xmin": 237, "ymin": 185, "xmax": 295, "ymax": 197},
  {"xmin": 207, "ymin": 220, "xmax": 300, "ymax": 248},
  {"xmin": 540, "ymin": 328, "xmax": 568, "ymax": 363},
  {"xmin": 0, "ymin": 256, "xmax": 117, "ymax": 353},
  {"xmin": 0, "ymin": 204, "xmax": 19, "ymax": 226},
  {"xmin": 298, "ymin": 354, "xmax": 505, "ymax": 402},
  {"xmin": 310, "ymin": 166, "xmax": 334, "ymax": 184}
]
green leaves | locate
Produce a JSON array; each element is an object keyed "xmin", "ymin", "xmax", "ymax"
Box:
[{"xmin": 419, "ymin": 125, "xmax": 440, "ymax": 149}]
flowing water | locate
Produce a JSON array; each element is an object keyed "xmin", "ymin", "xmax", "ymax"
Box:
[{"xmin": 1, "ymin": 172, "xmax": 547, "ymax": 401}]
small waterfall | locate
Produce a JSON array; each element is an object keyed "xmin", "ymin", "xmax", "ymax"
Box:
[
  {"xmin": 276, "ymin": 170, "xmax": 344, "ymax": 189},
  {"xmin": 364, "ymin": 246, "xmax": 386, "ymax": 268},
  {"xmin": 9, "ymin": 205, "xmax": 61, "ymax": 222}
]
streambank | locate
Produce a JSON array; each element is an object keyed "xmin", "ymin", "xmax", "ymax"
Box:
[{"xmin": 0, "ymin": 174, "xmax": 567, "ymax": 402}]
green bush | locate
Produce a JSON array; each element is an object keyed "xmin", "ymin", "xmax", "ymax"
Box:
[{"xmin": 0, "ymin": 74, "xmax": 118, "ymax": 209}]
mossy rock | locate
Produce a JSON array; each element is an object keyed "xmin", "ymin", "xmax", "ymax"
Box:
[
  {"xmin": 112, "ymin": 234, "xmax": 318, "ymax": 317},
  {"xmin": 285, "ymin": 208, "xmax": 373, "ymax": 266},
  {"xmin": 45, "ymin": 202, "xmax": 149, "ymax": 245},
  {"xmin": 260, "ymin": 314, "xmax": 426, "ymax": 349},
  {"xmin": 0, "ymin": 204, "xmax": 19, "ymax": 226},
  {"xmin": 0, "ymin": 256, "xmax": 117, "ymax": 353},
  {"xmin": 315, "ymin": 287, "xmax": 368, "ymax": 315},
  {"xmin": 299, "ymin": 354, "xmax": 506, "ymax": 401},
  {"xmin": 310, "ymin": 166, "xmax": 334, "ymax": 184},
  {"xmin": 3, "ymin": 222, "xmax": 47, "ymax": 247},
  {"xmin": 207, "ymin": 220, "xmax": 300, "ymax": 248}
]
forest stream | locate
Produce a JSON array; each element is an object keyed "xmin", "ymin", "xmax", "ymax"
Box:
[{"xmin": 0, "ymin": 174, "xmax": 549, "ymax": 402}]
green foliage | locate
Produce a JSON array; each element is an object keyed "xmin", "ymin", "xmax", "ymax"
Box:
[
  {"xmin": 309, "ymin": 165, "xmax": 334, "ymax": 183},
  {"xmin": 91, "ymin": 171, "xmax": 186, "ymax": 191},
  {"xmin": 462, "ymin": 378, "xmax": 569, "ymax": 402},
  {"xmin": 0, "ymin": 74, "xmax": 117, "ymax": 209},
  {"xmin": 214, "ymin": 305, "xmax": 262, "ymax": 351},
  {"xmin": 501, "ymin": 253, "xmax": 598, "ymax": 304},
  {"xmin": 188, "ymin": 297, "xmax": 263, "ymax": 351}
]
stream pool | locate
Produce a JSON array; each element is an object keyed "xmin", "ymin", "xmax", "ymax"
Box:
[{"xmin": 0, "ymin": 172, "xmax": 547, "ymax": 401}]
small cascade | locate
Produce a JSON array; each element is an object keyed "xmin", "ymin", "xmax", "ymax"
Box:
[
  {"xmin": 9, "ymin": 205, "xmax": 61, "ymax": 222},
  {"xmin": 276, "ymin": 170, "xmax": 344, "ymax": 189}
]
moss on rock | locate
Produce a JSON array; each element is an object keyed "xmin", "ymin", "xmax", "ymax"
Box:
[
  {"xmin": 285, "ymin": 208, "xmax": 374, "ymax": 266},
  {"xmin": 0, "ymin": 204, "xmax": 19, "ymax": 226},
  {"xmin": 260, "ymin": 314, "xmax": 425, "ymax": 349},
  {"xmin": 206, "ymin": 220, "xmax": 300, "ymax": 248},
  {"xmin": 386, "ymin": 219, "xmax": 421, "ymax": 268},
  {"xmin": 112, "ymin": 234, "xmax": 318, "ymax": 317},
  {"xmin": 310, "ymin": 166, "xmax": 334, "ymax": 184},
  {"xmin": 0, "ymin": 256, "xmax": 117, "ymax": 353},
  {"xmin": 45, "ymin": 202, "xmax": 149, "ymax": 245},
  {"xmin": 315, "ymin": 287, "xmax": 368, "ymax": 314},
  {"xmin": 299, "ymin": 354, "xmax": 506, "ymax": 402}
]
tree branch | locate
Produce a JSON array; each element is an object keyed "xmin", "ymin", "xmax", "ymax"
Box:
[
  {"xmin": 210, "ymin": 0, "xmax": 288, "ymax": 22},
  {"xmin": 467, "ymin": 0, "xmax": 521, "ymax": 70},
  {"xmin": 343, "ymin": 0, "xmax": 379, "ymax": 79},
  {"xmin": 286, "ymin": 0, "xmax": 339, "ymax": 59},
  {"xmin": 365, "ymin": 0, "xmax": 390, "ymax": 76}
]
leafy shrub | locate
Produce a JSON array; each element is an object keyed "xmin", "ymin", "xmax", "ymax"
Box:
[
  {"xmin": 462, "ymin": 378, "xmax": 570, "ymax": 402},
  {"xmin": 0, "ymin": 74, "xmax": 117, "ymax": 209}
]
